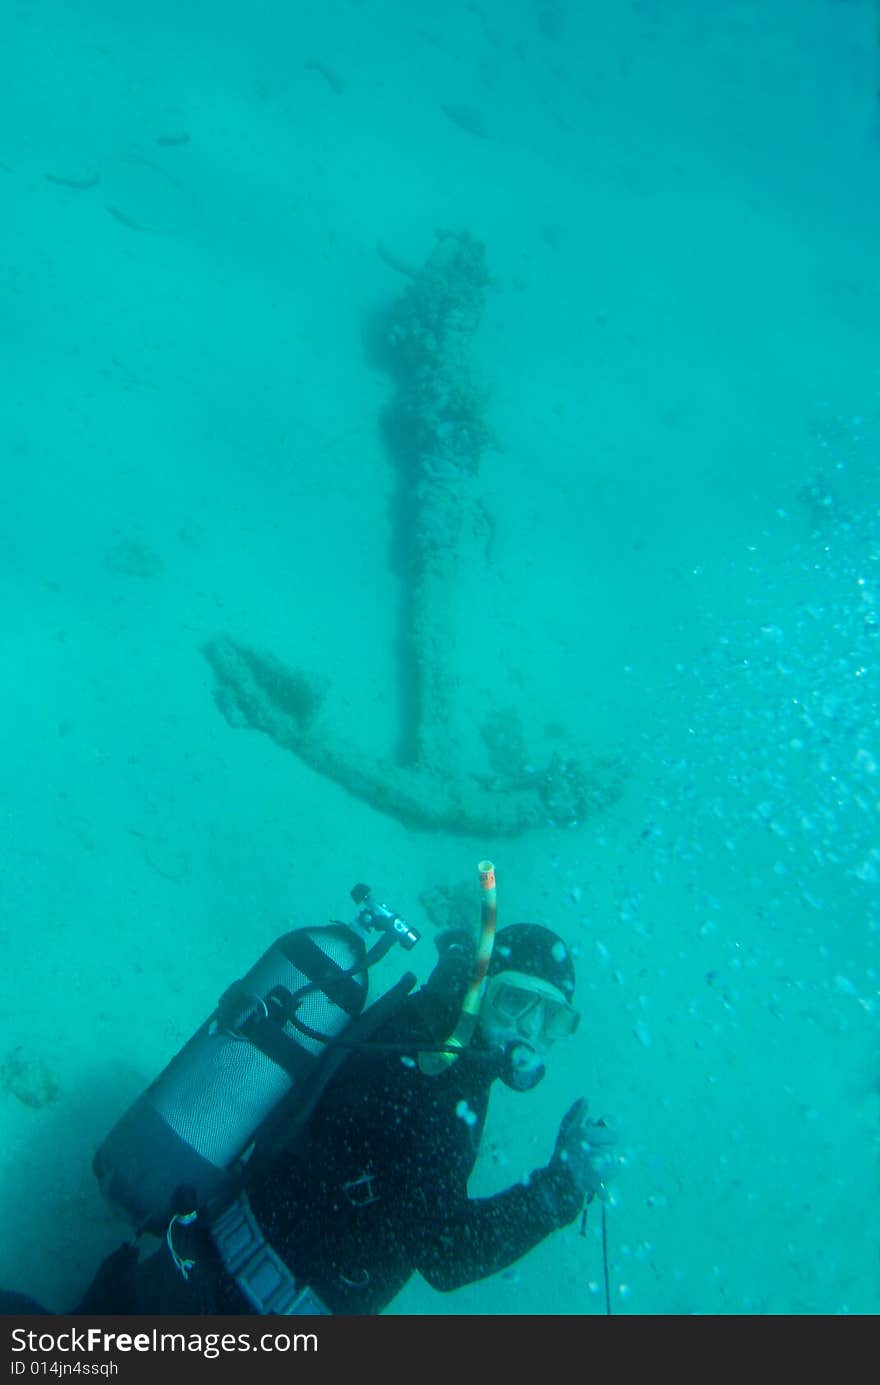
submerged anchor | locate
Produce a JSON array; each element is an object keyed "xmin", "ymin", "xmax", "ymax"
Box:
[{"xmin": 203, "ymin": 231, "xmax": 620, "ymax": 835}]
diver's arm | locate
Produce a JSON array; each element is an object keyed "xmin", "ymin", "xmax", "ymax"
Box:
[
  {"xmin": 414, "ymin": 1166, "xmax": 582, "ymax": 1292},
  {"xmin": 388, "ymin": 929, "xmax": 475, "ymax": 1045}
]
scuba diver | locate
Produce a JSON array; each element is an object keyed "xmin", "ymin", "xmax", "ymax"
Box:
[{"xmin": 2, "ymin": 865, "xmax": 619, "ymax": 1316}]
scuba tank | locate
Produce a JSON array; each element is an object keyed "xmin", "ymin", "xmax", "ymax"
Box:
[{"xmin": 93, "ymin": 885, "xmax": 420, "ymax": 1233}]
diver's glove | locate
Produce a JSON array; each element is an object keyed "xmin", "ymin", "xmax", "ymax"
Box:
[
  {"xmin": 539, "ymin": 1098, "xmax": 619, "ymax": 1221},
  {"xmin": 434, "ymin": 927, "xmax": 476, "ymax": 958},
  {"xmin": 432, "ymin": 928, "xmax": 476, "ymax": 983},
  {"xmin": 423, "ymin": 928, "xmax": 477, "ymax": 1007}
]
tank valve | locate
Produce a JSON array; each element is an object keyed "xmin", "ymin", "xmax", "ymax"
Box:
[{"xmin": 350, "ymin": 883, "xmax": 420, "ymax": 950}]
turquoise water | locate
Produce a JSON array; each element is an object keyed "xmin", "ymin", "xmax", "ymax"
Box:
[{"xmin": 1, "ymin": 0, "xmax": 878, "ymax": 1314}]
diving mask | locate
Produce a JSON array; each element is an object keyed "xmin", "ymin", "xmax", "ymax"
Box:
[{"xmin": 481, "ymin": 970, "xmax": 580, "ymax": 1044}]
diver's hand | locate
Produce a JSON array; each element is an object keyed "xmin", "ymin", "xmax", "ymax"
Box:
[
  {"xmin": 434, "ymin": 927, "xmax": 475, "ymax": 957},
  {"xmin": 549, "ymin": 1098, "xmax": 619, "ymax": 1202}
]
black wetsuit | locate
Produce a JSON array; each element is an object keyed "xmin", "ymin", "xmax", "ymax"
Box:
[{"xmin": 13, "ymin": 938, "xmax": 583, "ymax": 1316}]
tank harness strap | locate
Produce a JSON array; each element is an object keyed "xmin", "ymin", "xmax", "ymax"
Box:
[
  {"xmin": 214, "ymin": 932, "xmax": 370, "ymax": 1079},
  {"xmin": 240, "ymin": 997, "xmax": 318, "ymax": 1081},
  {"xmin": 279, "ymin": 932, "xmax": 367, "ymax": 1014},
  {"xmin": 210, "ymin": 1192, "xmax": 330, "ymax": 1316}
]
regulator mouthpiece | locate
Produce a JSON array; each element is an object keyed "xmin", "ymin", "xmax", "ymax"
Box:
[{"xmin": 500, "ymin": 1041, "xmax": 546, "ymax": 1092}]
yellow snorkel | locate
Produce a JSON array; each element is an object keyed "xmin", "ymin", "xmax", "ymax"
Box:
[{"xmin": 418, "ymin": 860, "xmax": 497, "ymax": 1076}]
